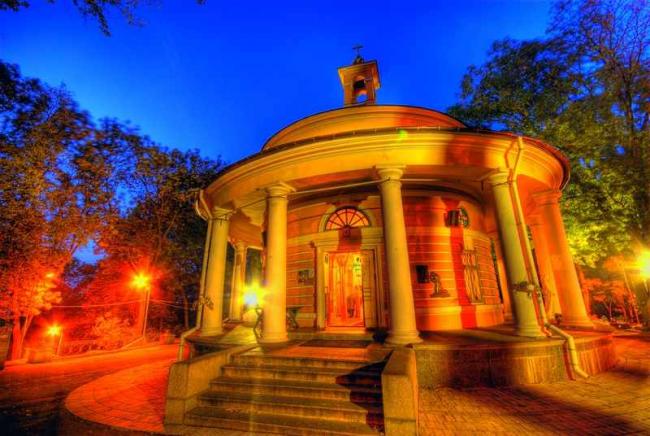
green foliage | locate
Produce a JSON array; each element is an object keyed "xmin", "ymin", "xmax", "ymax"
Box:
[
  {"xmin": 93, "ymin": 131, "xmax": 222, "ymax": 330},
  {"xmin": 0, "ymin": 0, "xmax": 143, "ymax": 35},
  {"xmin": 0, "ymin": 0, "xmax": 206, "ymax": 35},
  {"xmin": 449, "ymin": 0, "xmax": 649, "ymax": 266},
  {"xmin": 0, "ymin": 59, "xmax": 223, "ymax": 353},
  {"xmin": 91, "ymin": 311, "xmax": 133, "ymax": 349},
  {"xmin": 0, "ymin": 61, "xmax": 112, "ymax": 358}
]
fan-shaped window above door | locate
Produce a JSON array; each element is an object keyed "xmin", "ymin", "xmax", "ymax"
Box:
[{"xmin": 325, "ymin": 207, "xmax": 370, "ymax": 230}]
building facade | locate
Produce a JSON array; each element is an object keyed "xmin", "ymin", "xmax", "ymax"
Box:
[{"xmin": 194, "ymin": 57, "xmax": 592, "ymax": 345}]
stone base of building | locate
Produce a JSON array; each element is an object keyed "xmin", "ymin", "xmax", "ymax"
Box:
[
  {"xmin": 415, "ymin": 304, "xmax": 504, "ymax": 331},
  {"xmin": 414, "ymin": 329, "xmax": 616, "ymax": 388}
]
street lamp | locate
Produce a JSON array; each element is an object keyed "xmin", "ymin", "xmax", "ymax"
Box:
[
  {"xmin": 46, "ymin": 324, "xmax": 63, "ymax": 356},
  {"xmin": 638, "ymin": 251, "xmax": 650, "ymax": 328},
  {"xmin": 131, "ymin": 272, "xmax": 152, "ymax": 339},
  {"xmin": 638, "ymin": 251, "xmax": 650, "ymax": 280}
]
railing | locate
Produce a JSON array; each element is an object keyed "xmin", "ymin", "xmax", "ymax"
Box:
[{"xmin": 60, "ymin": 339, "xmax": 122, "ymax": 356}]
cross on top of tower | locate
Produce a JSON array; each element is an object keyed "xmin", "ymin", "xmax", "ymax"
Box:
[{"xmin": 352, "ymin": 45, "xmax": 364, "ymax": 64}]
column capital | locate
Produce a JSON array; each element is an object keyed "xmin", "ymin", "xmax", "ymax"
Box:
[
  {"xmin": 533, "ymin": 189, "xmax": 562, "ymax": 206},
  {"xmin": 211, "ymin": 206, "xmax": 233, "ymax": 220},
  {"xmin": 265, "ymin": 181, "xmax": 295, "ymax": 198},
  {"xmin": 375, "ymin": 164, "xmax": 406, "ymax": 181},
  {"xmin": 233, "ymin": 240, "xmax": 248, "ymax": 252},
  {"xmin": 486, "ymin": 169, "xmax": 510, "ymax": 186}
]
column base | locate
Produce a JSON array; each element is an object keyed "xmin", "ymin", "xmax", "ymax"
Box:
[
  {"xmin": 199, "ymin": 327, "xmax": 223, "ymax": 337},
  {"xmin": 560, "ymin": 317, "xmax": 594, "ymax": 330},
  {"xmin": 515, "ymin": 324, "xmax": 546, "ymax": 338},
  {"xmin": 385, "ymin": 330, "xmax": 423, "ymax": 345},
  {"xmin": 258, "ymin": 332, "xmax": 289, "ymax": 344}
]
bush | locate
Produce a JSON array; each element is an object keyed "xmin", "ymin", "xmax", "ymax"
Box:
[{"xmin": 91, "ymin": 312, "xmax": 134, "ymax": 349}]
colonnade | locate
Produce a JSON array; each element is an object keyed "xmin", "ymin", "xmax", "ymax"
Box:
[{"xmin": 198, "ymin": 165, "xmax": 591, "ymax": 343}]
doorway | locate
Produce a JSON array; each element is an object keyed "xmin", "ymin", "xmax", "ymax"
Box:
[{"xmin": 327, "ymin": 252, "xmax": 364, "ymax": 327}]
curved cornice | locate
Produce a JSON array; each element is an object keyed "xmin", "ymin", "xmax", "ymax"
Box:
[
  {"xmin": 262, "ymin": 104, "xmax": 466, "ymax": 151},
  {"xmin": 204, "ymin": 129, "xmax": 569, "ymax": 208}
]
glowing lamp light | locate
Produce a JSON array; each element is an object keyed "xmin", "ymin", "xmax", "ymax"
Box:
[
  {"xmin": 243, "ymin": 284, "xmax": 264, "ymax": 307},
  {"xmin": 639, "ymin": 251, "xmax": 650, "ymax": 280},
  {"xmin": 131, "ymin": 272, "xmax": 151, "ymax": 291},
  {"xmin": 45, "ymin": 272, "xmax": 56, "ymax": 279},
  {"xmin": 244, "ymin": 292, "xmax": 258, "ymax": 307},
  {"xmin": 46, "ymin": 324, "xmax": 62, "ymax": 337}
]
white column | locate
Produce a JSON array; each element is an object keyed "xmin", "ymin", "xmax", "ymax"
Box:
[
  {"xmin": 229, "ymin": 241, "xmax": 247, "ymax": 321},
  {"xmin": 200, "ymin": 207, "xmax": 231, "ymax": 336},
  {"xmin": 533, "ymin": 190, "xmax": 592, "ymax": 328},
  {"xmin": 488, "ymin": 172, "xmax": 544, "ymax": 337},
  {"xmin": 528, "ymin": 214, "xmax": 562, "ymax": 319},
  {"xmin": 488, "ymin": 230, "xmax": 513, "ymax": 321},
  {"xmin": 259, "ymin": 182, "xmax": 294, "ymax": 343},
  {"xmin": 376, "ymin": 165, "xmax": 422, "ymax": 345}
]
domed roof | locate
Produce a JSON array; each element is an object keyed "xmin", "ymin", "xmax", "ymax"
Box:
[{"xmin": 262, "ymin": 104, "xmax": 466, "ymax": 151}]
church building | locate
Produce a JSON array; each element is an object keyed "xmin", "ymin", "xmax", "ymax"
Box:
[{"xmin": 193, "ymin": 54, "xmax": 593, "ymax": 346}]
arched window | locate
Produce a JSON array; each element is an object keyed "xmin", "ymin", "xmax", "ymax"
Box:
[{"xmin": 325, "ymin": 207, "xmax": 370, "ymax": 230}]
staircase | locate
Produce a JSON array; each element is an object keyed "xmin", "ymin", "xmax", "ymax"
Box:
[{"xmin": 185, "ymin": 347, "xmax": 387, "ymax": 435}]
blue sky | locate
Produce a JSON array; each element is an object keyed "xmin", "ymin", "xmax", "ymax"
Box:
[{"xmin": 0, "ymin": 0, "xmax": 553, "ymax": 166}]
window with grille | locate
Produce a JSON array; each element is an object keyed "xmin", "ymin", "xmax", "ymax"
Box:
[{"xmin": 325, "ymin": 207, "xmax": 370, "ymax": 230}]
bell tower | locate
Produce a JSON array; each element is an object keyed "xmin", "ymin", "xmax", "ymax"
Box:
[{"xmin": 338, "ymin": 46, "xmax": 380, "ymax": 106}]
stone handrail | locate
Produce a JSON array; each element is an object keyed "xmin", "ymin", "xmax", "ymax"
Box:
[
  {"xmin": 164, "ymin": 344, "xmax": 256, "ymax": 430},
  {"xmin": 382, "ymin": 347, "xmax": 419, "ymax": 435}
]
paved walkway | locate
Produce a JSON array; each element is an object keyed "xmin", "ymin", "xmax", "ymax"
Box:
[
  {"xmin": 0, "ymin": 344, "xmax": 177, "ymax": 435},
  {"xmin": 64, "ymin": 359, "xmax": 173, "ymax": 434},
  {"xmin": 60, "ymin": 333, "xmax": 650, "ymax": 435},
  {"xmin": 419, "ymin": 334, "xmax": 650, "ymax": 435}
]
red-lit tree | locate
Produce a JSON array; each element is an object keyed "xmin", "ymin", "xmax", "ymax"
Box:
[
  {"xmin": 584, "ymin": 277, "xmax": 628, "ymax": 321},
  {"xmin": 0, "ymin": 61, "xmax": 118, "ymax": 358},
  {"xmin": 94, "ymin": 139, "xmax": 222, "ymax": 333}
]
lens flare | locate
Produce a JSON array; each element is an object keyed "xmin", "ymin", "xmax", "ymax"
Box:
[
  {"xmin": 243, "ymin": 284, "xmax": 264, "ymax": 307},
  {"xmin": 639, "ymin": 251, "xmax": 650, "ymax": 279},
  {"xmin": 131, "ymin": 272, "xmax": 151, "ymax": 291},
  {"xmin": 46, "ymin": 324, "xmax": 61, "ymax": 337}
]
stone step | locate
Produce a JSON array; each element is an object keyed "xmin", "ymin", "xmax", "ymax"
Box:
[
  {"xmin": 220, "ymin": 364, "xmax": 383, "ymax": 386},
  {"xmin": 232, "ymin": 353, "xmax": 385, "ymax": 372},
  {"xmin": 210, "ymin": 376, "xmax": 383, "ymax": 402},
  {"xmin": 198, "ymin": 391, "xmax": 383, "ymax": 424},
  {"xmin": 186, "ymin": 406, "xmax": 382, "ymax": 435}
]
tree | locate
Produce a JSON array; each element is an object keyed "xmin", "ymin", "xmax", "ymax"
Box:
[
  {"xmin": 1, "ymin": 60, "xmax": 223, "ymax": 354},
  {"xmin": 92, "ymin": 126, "xmax": 223, "ymax": 333},
  {"xmin": 0, "ymin": 61, "xmax": 122, "ymax": 358},
  {"xmin": 584, "ymin": 277, "xmax": 628, "ymax": 320},
  {"xmin": 0, "ymin": 0, "xmax": 205, "ymax": 36},
  {"xmin": 449, "ymin": 0, "xmax": 649, "ymax": 266}
]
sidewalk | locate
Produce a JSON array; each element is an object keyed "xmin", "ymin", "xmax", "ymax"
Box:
[
  {"xmin": 62, "ymin": 358, "xmax": 248, "ymax": 435},
  {"xmin": 63, "ymin": 358, "xmax": 173, "ymax": 434},
  {"xmin": 419, "ymin": 334, "xmax": 650, "ymax": 435},
  {"xmin": 0, "ymin": 344, "xmax": 178, "ymax": 435},
  {"xmin": 61, "ymin": 334, "xmax": 650, "ymax": 435}
]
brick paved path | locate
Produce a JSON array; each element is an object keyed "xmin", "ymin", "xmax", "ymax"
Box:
[
  {"xmin": 0, "ymin": 344, "xmax": 177, "ymax": 435},
  {"xmin": 5, "ymin": 334, "xmax": 650, "ymax": 435},
  {"xmin": 419, "ymin": 335, "xmax": 650, "ymax": 435},
  {"xmin": 63, "ymin": 359, "xmax": 248, "ymax": 435}
]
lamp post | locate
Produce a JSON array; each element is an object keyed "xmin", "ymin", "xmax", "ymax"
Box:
[
  {"xmin": 638, "ymin": 251, "xmax": 650, "ymax": 328},
  {"xmin": 132, "ymin": 272, "xmax": 152, "ymax": 339},
  {"xmin": 46, "ymin": 324, "xmax": 63, "ymax": 356}
]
